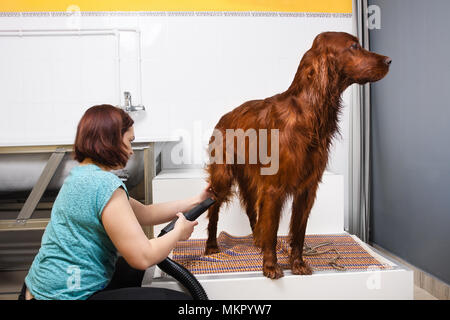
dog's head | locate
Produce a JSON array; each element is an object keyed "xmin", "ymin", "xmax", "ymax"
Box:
[{"xmin": 306, "ymin": 32, "xmax": 391, "ymax": 88}]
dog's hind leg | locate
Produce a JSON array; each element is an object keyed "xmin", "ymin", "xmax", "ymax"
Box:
[
  {"xmin": 204, "ymin": 201, "xmax": 223, "ymax": 255},
  {"xmin": 236, "ymin": 180, "xmax": 258, "ymax": 232},
  {"xmin": 244, "ymin": 191, "xmax": 257, "ymax": 232},
  {"xmin": 204, "ymin": 163, "xmax": 234, "ymax": 255}
]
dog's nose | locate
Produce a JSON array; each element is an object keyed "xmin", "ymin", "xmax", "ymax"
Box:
[{"xmin": 384, "ymin": 57, "xmax": 392, "ymax": 66}]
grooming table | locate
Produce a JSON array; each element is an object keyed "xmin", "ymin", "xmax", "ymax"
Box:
[
  {"xmin": 148, "ymin": 231, "xmax": 412, "ymax": 299},
  {"xmin": 147, "ymin": 170, "xmax": 413, "ymax": 299}
]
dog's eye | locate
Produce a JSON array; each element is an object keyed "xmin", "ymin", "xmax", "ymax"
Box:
[{"xmin": 350, "ymin": 43, "xmax": 360, "ymax": 50}]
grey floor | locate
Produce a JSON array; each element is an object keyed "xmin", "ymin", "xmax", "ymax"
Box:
[{"xmin": 414, "ymin": 286, "xmax": 438, "ymax": 300}]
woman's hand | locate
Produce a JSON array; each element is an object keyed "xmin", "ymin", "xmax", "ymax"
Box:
[
  {"xmin": 197, "ymin": 182, "xmax": 216, "ymax": 203},
  {"xmin": 174, "ymin": 212, "xmax": 198, "ymax": 241}
]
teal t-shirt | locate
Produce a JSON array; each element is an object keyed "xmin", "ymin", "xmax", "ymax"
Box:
[{"xmin": 25, "ymin": 164, "xmax": 129, "ymax": 300}]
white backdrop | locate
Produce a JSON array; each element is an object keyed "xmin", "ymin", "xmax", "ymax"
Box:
[
  {"xmin": 0, "ymin": 13, "xmax": 353, "ymax": 225},
  {"xmin": 0, "ymin": 14, "xmax": 352, "ymax": 170}
]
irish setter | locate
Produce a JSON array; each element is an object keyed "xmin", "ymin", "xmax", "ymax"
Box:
[{"xmin": 204, "ymin": 32, "xmax": 391, "ymax": 279}]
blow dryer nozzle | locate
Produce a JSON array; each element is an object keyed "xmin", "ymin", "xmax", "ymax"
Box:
[{"xmin": 158, "ymin": 197, "xmax": 216, "ymax": 237}]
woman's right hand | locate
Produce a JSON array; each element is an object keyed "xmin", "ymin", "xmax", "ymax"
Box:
[{"xmin": 174, "ymin": 212, "xmax": 198, "ymax": 241}]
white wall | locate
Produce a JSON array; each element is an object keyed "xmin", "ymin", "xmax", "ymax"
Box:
[
  {"xmin": 0, "ymin": 13, "xmax": 352, "ymax": 166},
  {"xmin": 0, "ymin": 12, "xmax": 353, "ymax": 225},
  {"xmin": 157, "ymin": 15, "xmax": 353, "ymax": 176}
]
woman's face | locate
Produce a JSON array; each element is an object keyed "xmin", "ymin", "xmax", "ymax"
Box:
[{"xmin": 123, "ymin": 126, "xmax": 135, "ymax": 159}]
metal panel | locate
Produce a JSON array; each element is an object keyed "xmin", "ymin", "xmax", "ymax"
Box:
[
  {"xmin": 369, "ymin": 0, "xmax": 450, "ymax": 285},
  {"xmin": 15, "ymin": 149, "xmax": 65, "ymax": 224}
]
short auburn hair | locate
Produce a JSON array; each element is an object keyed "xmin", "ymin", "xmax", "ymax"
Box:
[{"xmin": 73, "ymin": 104, "xmax": 134, "ymax": 168}]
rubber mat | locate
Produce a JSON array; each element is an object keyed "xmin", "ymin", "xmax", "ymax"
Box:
[{"xmin": 172, "ymin": 232, "xmax": 393, "ymax": 274}]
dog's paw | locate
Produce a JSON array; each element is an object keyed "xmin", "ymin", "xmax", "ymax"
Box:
[
  {"xmin": 252, "ymin": 238, "xmax": 262, "ymax": 248},
  {"xmin": 263, "ymin": 263, "xmax": 284, "ymax": 279},
  {"xmin": 204, "ymin": 246, "xmax": 220, "ymax": 255},
  {"xmin": 291, "ymin": 260, "xmax": 313, "ymax": 275}
]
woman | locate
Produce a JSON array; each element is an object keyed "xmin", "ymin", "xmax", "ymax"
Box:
[{"xmin": 19, "ymin": 104, "xmax": 212, "ymax": 300}]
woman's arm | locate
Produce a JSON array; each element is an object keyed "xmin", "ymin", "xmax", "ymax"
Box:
[
  {"xmin": 129, "ymin": 196, "xmax": 200, "ymax": 226},
  {"xmin": 129, "ymin": 183, "xmax": 214, "ymax": 226},
  {"xmin": 102, "ymin": 188, "xmax": 198, "ymax": 270}
]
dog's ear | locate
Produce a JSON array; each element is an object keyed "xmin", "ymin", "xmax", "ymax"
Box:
[
  {"xmin": 290, "ymin": 47, "xmax": 339, "ymax": 101},
  {"xmin": 307, "ymin": 50, "xmax": 339, "ymax": 105},
  {"xmin": 311, "ymin": 51, "xmax": 338, "ymax": 87}
]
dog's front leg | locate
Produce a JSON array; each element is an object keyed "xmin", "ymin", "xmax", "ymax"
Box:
[
  {"xmin": 289, "ymin": 185, "xmax": 319, "ymax": 275},
  {"xmin": 256, "ymin": 194, "xmax": 284, "ymax": 279}
]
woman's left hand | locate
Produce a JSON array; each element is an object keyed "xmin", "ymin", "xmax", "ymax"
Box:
[{"xmin": 197, "ymin": 183, "xmax": 215, "ymax": 203}]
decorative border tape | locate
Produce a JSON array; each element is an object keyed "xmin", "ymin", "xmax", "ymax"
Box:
[
  {"xmin": 0, "ymin": 11, "xmax": 352, "ymax": 18},
  {"xmin": 0, "ymin": 0, "xmax": 352, "ymax": 14}
]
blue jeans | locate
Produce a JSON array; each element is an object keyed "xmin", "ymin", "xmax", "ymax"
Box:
[{"xmin": 18, "ymin": 257, "xmax": 191, "ymax": 300}]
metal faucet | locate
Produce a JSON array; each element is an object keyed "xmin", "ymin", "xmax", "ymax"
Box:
[{"xmin": 123, "ymin": 92, "xmax": 145, "ymax": 112}]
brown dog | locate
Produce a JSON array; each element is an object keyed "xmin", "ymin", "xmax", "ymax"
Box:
[{"xmin": 204, "ymin": 32, "xmax": 391, "ymax": 279}]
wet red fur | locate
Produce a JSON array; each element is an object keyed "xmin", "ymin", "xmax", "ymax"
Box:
[{"xmin": 204, "ymin": 32, "xmax": 391, "ymax": 279}]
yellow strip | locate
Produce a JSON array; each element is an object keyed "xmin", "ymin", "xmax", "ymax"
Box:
[{"xmin": 0, "ymin": 0, "xmax": 351, "ymax": 13}]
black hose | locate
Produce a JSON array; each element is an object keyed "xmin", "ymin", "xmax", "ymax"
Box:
[
  {"xmin": 157, "ymin": 257, "xmax": 208, "ymax": 300},
  {"xmin": 156, "ymin": 197, "xmax": 216, "ymax": 300}
]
